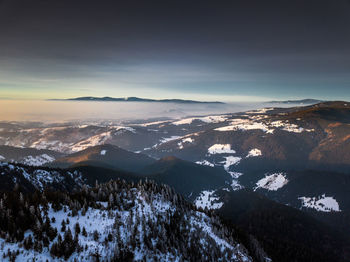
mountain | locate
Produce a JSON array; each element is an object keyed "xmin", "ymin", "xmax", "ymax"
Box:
[
  {"xmin": 267, "ymin": 98, "xmax": 324, "ymax": 104},
  {"xmin": 141, "ymin": 156, "xmax": 232, "ymax": 199},
  {"xmin": 0, "ymin": 162, "xmax": 84, "ymax": 192},
  {"xmin": 0, "ymin": 145, "xmax": 65, "ymax": 166},
  {"xmin": 0, "ymin": 178, "xmax": 253, "ymax": 261},
  {"xmin": 50, "ymin": 144, "xmax": 156, "ymax": 172},
  {"xmin": 216, "ymin": 189, "xmax": 350, "ymax": 262},
  {"xmin": 53, "ymin": 96, "xmax": 225, "ymax": 104}
]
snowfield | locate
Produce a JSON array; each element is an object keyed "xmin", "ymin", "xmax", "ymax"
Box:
[
  {"xmin": 22, "ymin": 154, "xmax": 55, "ymax": 166},
  {"xmin": 215, "ymin": 119, "xmax": 273, "ymax": 133},
  {"xmin": 246, "ymin": 148, "xmax": 262, "ymax": 158},
  {"xmin": 215, "ymin": 118, "xmax": 314, "ymax": 134},
  {"xmin": 254, "ymin": 173, "xmax": 288, "ymax": 191},
  {"xmin": 194, "ymin": 190, "xmax": 224, "ymax": 210},
  {"xmin": 70, "ymin": 131, "xmax": 112, "ymax": 152},
  {"xmin": 298, "ymin": 195, "xmax": 341, "ymax": 212},
  {"xmin": 172, "ymin": 115, "xmax": 229, "ymax": 125},
  {"xmin": 270, "ymin": 121, "xmax": 314, "ymax": 133},
  {"xmin": 208, "ymin": 144, "xmax": 236, "ymax": 154}
]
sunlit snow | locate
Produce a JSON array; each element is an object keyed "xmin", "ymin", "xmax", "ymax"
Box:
[
  {"xmin": 208, "ymin": 144, "xmax": 236, "ymax": 154},
  {"xmin": 246, "ymin": 149, "xmax": 262, "ymax": 158},
  {"xmin": 254, "ymin": 173, "xmax": 288, "ymax": 191}
]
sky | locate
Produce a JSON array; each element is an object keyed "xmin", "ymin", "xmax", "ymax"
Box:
[{"xmin": 0, "ymin": 0, "xmax": 350, "ymax": 102}]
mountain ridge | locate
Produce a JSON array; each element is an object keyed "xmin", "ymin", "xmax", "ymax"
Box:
[{"xmin": 49, "ymin": 96, "xmax": 225, "ymax": 104}]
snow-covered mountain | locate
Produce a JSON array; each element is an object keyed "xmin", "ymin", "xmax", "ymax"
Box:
[
  {"xmin": 0, "ymin": 179, "xmax": 253, "ymax": 261},
  {"xmin": 0, "ymin": 145, "xmax": 64, "ymax": 166}
]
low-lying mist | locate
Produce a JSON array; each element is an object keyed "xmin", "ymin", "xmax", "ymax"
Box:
[{"xmin": 0, "ymin": 100, "xmax": 277, "ymax": 124}]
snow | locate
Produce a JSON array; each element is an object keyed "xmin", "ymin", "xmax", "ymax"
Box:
[
  {"xmin": 22, "ymin": 154, "xmax": 55, "ymax": 166},
  {"xmin": 71, "ymin": 131, "xmax": 112, "ymax": 152},
  {"xmin": 195, "ymin": 160, "xmax": 215, "ymax": 167},
  {"xmin": 31, "ymin": 140, "xmax": 71, "ymax": 153},
  {"xmin": 215, "ymin": 119, "xmax": 273, "ymax": 133},
  {"xmin": 194, "ymin": 190, "xmax": 223, "ymax": 210},
  {"xmin": 0, "ymin": 155, "xmax": 4, "ymax": 160},
  {"xmin": 172, "ymin": 115, "xmax": 228, "ymax": 125},
  {"xmin": 215, "ymin": 119, "xmax": 314, "ymax": 134},
  {"xmin": 246, "ymin": 148, "xmax": 262, "ymax": 158},
  {"xmin": 191, "ymin": 212, "xmax": 251, "ymax": 261},
  {"xmin": 220, "ymin": 156, "xmax": 242, "ymax": 171},
  {"xmin": 177, "ymin": 137, "xmax": 194, "ymax": 149},
  {"xmin": 160, "ymin": 136, "xmax": 182, "ymax": 144},
  {"xmin": 208, "ymin": 144, "xmax": 236, "ymax": 154},
  {"xmin": 228, "ymin": 172, "xmax": 244, "ymax": 191},
  {"xmin": 100, "ymin": 150, "xmax": 107, "ymax": 155},
  {"xmin": 138, "ymin": 120, "xmax": 171, "ymax": 127},
  {"xmin": 298, "ymin": 194, "xmax": 341, "ymax": 212},
  {"xmin": 254, "ymin": 173, "xmax": 288, "ymax": 191},
  {"xmin": 270, "ymin": 121, "xmax": 314, "ymax": 133},
  {"xmin": 0, "ymin": 187, "xmax": 252, "ymax": 262}
]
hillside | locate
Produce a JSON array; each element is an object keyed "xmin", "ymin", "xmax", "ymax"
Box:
[
  {"xmin": 51, "ymin": 144, "xmax": 155, "ymax": 172},
  {"xmin": 0, "ymin": 145, "xmax": 64, "ymax": 166},
  {"xmin": 217, "ymin": 190, "xmax": 350, "ymax": 262},
  {"xmin": 0, "ymin": 179, "xmax": 252, "ymax": 261},
  {"xmin": 142, "ymin": 156, "xmax": 232, "ymax": 199}
]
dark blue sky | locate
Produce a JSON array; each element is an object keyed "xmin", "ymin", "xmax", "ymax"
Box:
[{"xmin": 0, "ymin": 0, "xmax": 349, "ymax": 101}]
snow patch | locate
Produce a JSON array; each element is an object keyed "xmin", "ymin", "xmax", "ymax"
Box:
[
  {"xmin": 71, "ymin": 131, "xmax": 112, "ymax": 152},
  {"xmin": 172, "ymin": 115, "xmax": 228, "ymax": 125},
  {"xmin": 195, "ymin": 160, "xmax": 215, "ymax": 167},
  {"xmin": 100, "ymin": 150, "xmax": 107, "ymax": 155},
  {"xmin": 0, "ymin": 155, "xmax": 5, "ymax": 160},
  {"xmin": 220, "ymin": 156, "xmax": 242, "ymax": 171},
  {"xmin": 246, "ymin": 148, "xmax": 262, "ymax": 158},
  {"xmin": 22, "ymin": 154, "xmax": 55, "ymax": 166},
  {"xmin": 229, "ymin": 172, "xmax": 244, "ymax": 191},
  {"xmin": 177, "ymin": 137, "xmax": 194, "ymax": 149},
  {"xmin": 215, "ymin": 119, "xmax": 273, "ymax": 133},
  {"xmin": 270, "ymin": 121, "xmax": 314, "ymax": 133},
  {"xmin": 194, "ymin": 190, "xmax": 223, "ymax": 210},
  {"xmin": 298, "ymin": 194, "xmax": 341, "ymax": 212},
  {"xmin": 208, "ymin": 144, "xmax": 235, "ymax": 154},
  {"xmin": 254, "ymin": 173, "xmax": 288, "ymax": 191}
]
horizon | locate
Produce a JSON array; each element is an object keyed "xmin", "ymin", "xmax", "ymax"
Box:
[{"xmin": 1, "ymin": 0, "xmax": 349, "ymax": 101}]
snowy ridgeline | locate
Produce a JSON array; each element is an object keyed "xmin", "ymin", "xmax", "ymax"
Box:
[
  {"xmin": 0, "ymin": 180, "xmax": 252, "ymax": 262},
  {"xmin": 0, "ymin": 154, "xmax": 56, "ymax": 167},
  {"xmin": 0, "ymin": 162, "xmax": 84, "ymax": 191}
]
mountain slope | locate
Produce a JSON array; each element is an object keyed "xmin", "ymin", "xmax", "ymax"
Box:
[
  {"xmin": 51, "ymin": 144, "xmax": 156, "ymax": 172},
  {"xmin": 217, "ymin": 189, "xmax": 350, "ymax": 262},
  {"xmin": 0, "ymin": 145, "xmax": 64, "ymax": 166},
  {"xmin": 141, "ymin": 156, "xmax": 232, "ymax": 199},
  {"xmin": 0, "ymin": 179, "xmax": 252, "ymax": 261}
]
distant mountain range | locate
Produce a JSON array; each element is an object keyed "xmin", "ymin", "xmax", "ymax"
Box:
[
  {"xmin": 267, "ymin": 98, "xmax": 324, "ymax": 104},
  {"xmin": 51, "ymin": 96, "xmax": 225, "ymax": 104}
]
